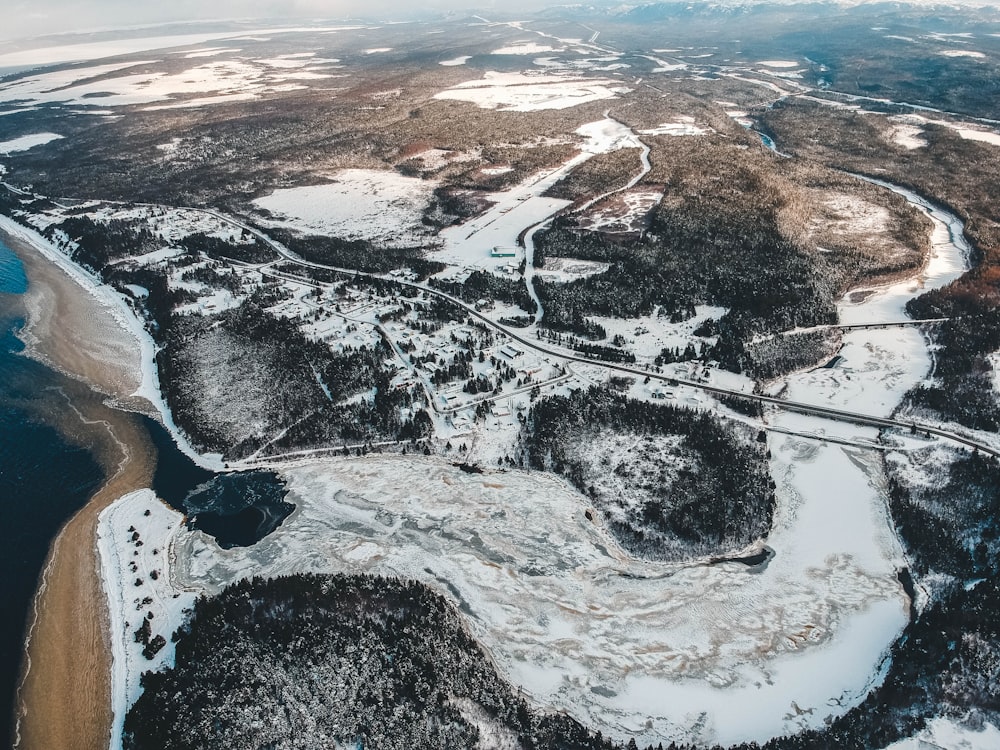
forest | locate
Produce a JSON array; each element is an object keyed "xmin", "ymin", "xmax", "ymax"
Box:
[
  {"xmin": 155, "ymin": 297, "xmax": 426, "ymax": 458},
  {"xmin": 519, "ymin": 387, "xmax": 774, "ymax": 561},
  {"xmin": 124, "ymin": 573, "xmax": 621, "ymax": 750},
  {"xmin": 532, "ymin": 210, "xmax": 839, "ymax": 363},
  {"xmin": 902, "ymin": 311, "xmax": 1000, "ymax": 432},
  {"xmin": 430, "ymin": 270, "xmax": 538, "ymax": 316}
]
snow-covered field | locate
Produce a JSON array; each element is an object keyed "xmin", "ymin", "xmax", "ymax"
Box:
[
  {"xmin": 433, "ymin": 117, "xmax": 644, "ymax": 272},
  {"xmin": 252, "ymin": 169, "xmax": 438, "ymax": 247},
  {"xmin": 887, "ymin": 118, "xmax": 928, "ymax": 149},
  {"xmin": 534, "ymin": 256, "xmax": 610, "ymax": 280},
  {"xmin": 0, "ymin": 53, "xmax": 339, "ymax": 110},
  {"xmin": 638, "ymin": 121, "xmax": 710, "ymax": 136},
  {"xmin": 433, "ymin": 71, "xmax": 630, "ymax": 112},
  {"xmin": 439, "ymin": 55, "xmax": 471, "ymax": 66},
  {"xmin": 939, "ymin": 49, "xmax": 986, "ymax": 58},
  {"xmin": 492, "ymin": 42, "xmax": 560, "ymax": 55},
  {"xmin": 0, "ymin": 132, "xmax": 63, "ymax": 153}
]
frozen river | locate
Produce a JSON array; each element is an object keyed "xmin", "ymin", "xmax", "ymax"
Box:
[{"xmin": 99, "ymin": 177, "xmax": 972, "ymax": 748}]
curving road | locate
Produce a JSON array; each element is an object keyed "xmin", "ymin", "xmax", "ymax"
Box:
[{"xmin": 204, "ymin": 207, "xmax": 1000, "ymax": 458}]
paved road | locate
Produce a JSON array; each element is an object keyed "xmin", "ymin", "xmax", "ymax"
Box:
[{"xmin": 209, "ymin": 208, "xmax": 1000, "ymax": 458}]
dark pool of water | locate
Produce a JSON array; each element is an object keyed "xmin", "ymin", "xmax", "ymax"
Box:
[{"xmin": 142, "ymin": 417, "xmax": 292, "ymax": 549}]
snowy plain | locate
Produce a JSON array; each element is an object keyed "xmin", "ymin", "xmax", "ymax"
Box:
[
  {"xmin": 252, "ymin": 169, "xmax": 438, "ymax": 247},
  {"xmin": 433, "ymin": 71, "xmax": 630, "ymax": 112},
  {"xmin": 0, "ymin": 132, "xmax": 63, "ymax": 154}
]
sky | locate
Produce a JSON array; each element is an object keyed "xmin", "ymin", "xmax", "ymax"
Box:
[
  {"xmin": 2, "ymin": 0, "xmax": 1000, "ymax": 43},
  {"xmin": 0, "ymin": 0, "xmax": 493, "ymax": 42},
  {"xmin": 0, "ymin": 1, "xmax": 500, "ymax": 42}
]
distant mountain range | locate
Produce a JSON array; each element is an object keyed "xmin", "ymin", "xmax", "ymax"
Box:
[{"xmin": 533, "ymin": 0, "xmax": 1000, "ymax": 20}]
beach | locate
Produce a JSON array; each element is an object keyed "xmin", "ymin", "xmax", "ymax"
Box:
[{"xmin": 5, "ymin": 225, "xmax": 156, "ymax": 750}]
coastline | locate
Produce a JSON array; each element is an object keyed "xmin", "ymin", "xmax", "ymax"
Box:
[
  {"xmin": 0, "ymin": 216, "xmax": 221, "ymax": 472},
  {"xmin": 4, "ymin": 225, "xmax": 156, "ymax": 750}
]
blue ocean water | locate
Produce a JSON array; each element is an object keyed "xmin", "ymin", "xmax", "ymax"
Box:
[
  {"xmin": 0, "ymin": 236, "xmax": 290, "ymax": 744},
  {"xmin": 0, "ymin": 240, "xmax": 27, "ymax": 295},
  {"xmin": 0, "ymin": 238, "xmax": 103, "ymax": 747}
]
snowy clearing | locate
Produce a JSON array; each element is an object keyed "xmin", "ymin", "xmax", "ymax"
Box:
[
  {"xmin": 439, "ymin": 55, "xmax": 472, "ymax": 66},
  {"xmin": 887, "ymin": 120, "xmax": 927, "ymax": 149},
  {"xmin": 938, "ymin": 49, "xmax": 986, "ymax": 58},
  {"xmin": 756, "ymin": 60, "xmax": 800, "ymax": 68},
  {"xmin": 0, "ymin": 132, "xmax": 63, "ymax": 153},
  {"xmin": 433, "ymin": 72, "xmax": 630, "ymax": 112},
  {"xmin": 882, "ymin": 113, "xmax": 1000, "ymax": 147},
  {"xmin": 952, "ymin": 126, "xmax": 1000, "ymax": 146},
  {"xmin": 534, "ymin": 257, "xmax": 611, "ymax": 280},
  {"xmin": 492, "ymin": 42, "xmax": 560, "ymax": 55},
  {"xmin": 638, "ymin": 120, "xmax": 709, "ymax": 136},
  {"xmin": 574, "ymin": 187, "xmax": 663, "ymax": 234},
  {"xmin": 585, "ymin": 305, "xmax": 727, "ymax": 362},
  {"xmin": 252, "ymin": 169, "xmax": 437, "ymax": 247}
]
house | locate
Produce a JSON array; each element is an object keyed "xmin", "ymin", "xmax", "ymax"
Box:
[
  {"xmin": 499, "ymin": 344, "xmax": 525, "ymax": 360},
  {"xmin": 491, "ymin": 246, "xmax": 518, "ymax": 258},
  {"xmin": 491, "ymin": 403, "xmax": 512, "ymax": 418}
]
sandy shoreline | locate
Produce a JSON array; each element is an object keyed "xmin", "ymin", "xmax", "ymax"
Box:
[{"xmin": 5, "ymin": 226, "xmax": 156, "ymax": 750}]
